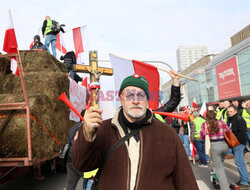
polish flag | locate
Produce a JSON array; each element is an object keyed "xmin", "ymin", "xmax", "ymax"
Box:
[
  {"xmin": 109, "ymin": 54, "xmax": 160, "ymax": 110},
  {"xmin": 3, "ymin": 10, "xmax": 19, "ymax": 75},
  {"xmin": 56, "ymin": 32, "xmax": 67, "ymax": 54},
  {"xmin": 199, "ymin": 100, "xmax": 207, "ymax": 118},
  {"xmin": 73, "ymin": 26, "xmax": 88, "ymax": 65},
  {"xmin": 82, "ymin": 77, "xmax": 87, "ymax": 88},
  {"xmin": 192, "ymin": 97, "xmax": 198, "ymax": 109},
  {"xmin": 190, "ymin": 141, "xmax": 197, "ymax": 164},
  {"xmin": 183, "ymin": 105, "xmax": 188, "ymax": 113}
]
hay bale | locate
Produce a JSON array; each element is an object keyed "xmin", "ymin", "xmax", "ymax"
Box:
[
  {"xmin": 0, "ymin": 94, "xmax": 69, "ymax": 160},
  {"xmin": 0, "ymin": 51, "xmax": 73, "ymax": 160},
  {"xmin": 1, "ymin": 71, "xmax": 69, "ymax": 109}
]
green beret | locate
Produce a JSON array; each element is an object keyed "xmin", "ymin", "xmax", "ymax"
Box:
[{"xmin": 119, "ymin": 74, "xmax": 149, "ymax": 99}]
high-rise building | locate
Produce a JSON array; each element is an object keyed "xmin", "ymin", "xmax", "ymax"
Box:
[{"xmin": 177, "ymin": 45, "xmax": 208, "ymax": 72}]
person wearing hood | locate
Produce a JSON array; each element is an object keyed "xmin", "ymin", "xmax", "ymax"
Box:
[
  {"xmin": 30, "ymin": 35, "xmax": 47, "ymax": 50},
  {"xmin": 72, "ymin": 74, "xmax": 198, "ymax": 190}
]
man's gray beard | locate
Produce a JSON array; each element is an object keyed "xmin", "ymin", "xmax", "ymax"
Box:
[{"xmin": 125, "ymin": 105, "xmax": 147, "ymax": 119}]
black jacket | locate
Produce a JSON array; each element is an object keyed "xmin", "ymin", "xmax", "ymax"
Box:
[
  {"xmin": 60, "ymin": 51, "xmax": 76, "ymax": 70},
  {"xmin": 31, "ymin": 42, "xmax": 47, "ymax": 50},
  {"xmin": 154, "ymin": 85, "xmax": 181, "ymax": 118},
  {"xmin": 171, "ymin": 118, "xmax": 180, "ymax": 133},
  {"xmin": 67, "ymin": 122, "xmax": 82, "ymax": 163},
  {"xmin": 227, "ymin": 114, "xmax": 247, "ymax": 145}
]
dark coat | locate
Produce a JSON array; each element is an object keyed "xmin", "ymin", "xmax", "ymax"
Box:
[
  {"xmin": 31, "ymin": 42, "xmax": 47, "ymax": 50},
  {"xmin": 66, "ymin": 122, "xmax": 81, "ymax": 163},
  {"xmin": 227, "ymin": 114, "xmax": 247, "ymax": 145},
  {"xmin": 155, "ymin": 85, "xmax": 181, "ymax": 117},
  {"xmin": 72, "ymin": 109, "xmax": 198, "ymax": 190},
  {"xmin": 60, "ymin": 51, "xmax": 76, "ymax": 70}
]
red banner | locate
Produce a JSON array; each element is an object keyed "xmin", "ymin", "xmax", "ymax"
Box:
[{"xmin": 215, "ymin": 56, "xmax": 241, "ymax": 100}]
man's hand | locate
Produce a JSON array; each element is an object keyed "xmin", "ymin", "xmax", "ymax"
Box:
[
  {"xmin": 82, "ymin": 106, "xmax": 103, "ymax": 142},
  {"xmin": 169, "ymin": 70, "xmax": 179, "ymax": 87}
]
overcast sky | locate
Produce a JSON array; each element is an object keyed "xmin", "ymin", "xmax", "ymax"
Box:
[{"xmin": 1, "ymin": 0, "xmax": 250, "ymax": 83}]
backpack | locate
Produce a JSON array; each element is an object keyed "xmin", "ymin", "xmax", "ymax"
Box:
[{"xmin": 51, "ymin": 20, "xmax": 61, "ymax": 33}]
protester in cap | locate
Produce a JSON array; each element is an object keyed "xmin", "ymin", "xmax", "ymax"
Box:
[
  {"xmin": 42, "ymin": 16, "xmax": 65, "ymax": 57},
  {"xmin": 72, "ymin": 74, "xmax": 198, "ymax": 190},
  {"xmin": 30, "ymin": 35, "xmax": 47, "ymax": 50}
]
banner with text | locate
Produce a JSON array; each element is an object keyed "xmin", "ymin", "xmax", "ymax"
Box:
[
  {"xmin": 69, "ymin": 78, "xmax": 86, "ymax": 122},
  {"xmin": 215, "ymin": 56, "xmax": 241, "ymax": 100}
]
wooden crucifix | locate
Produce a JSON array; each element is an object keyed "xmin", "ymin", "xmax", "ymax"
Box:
[{"xmin": 74, "ymin": 50, "xmax": 113, "ymax": 108}]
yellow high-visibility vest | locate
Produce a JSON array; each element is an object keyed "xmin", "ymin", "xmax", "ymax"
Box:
[
  {"xmin": 45, "ymin": 19, "xmax": 53, "ymax": 35},
  {"xmin": 193, "ymin": 117, "xmax": 206, "ymax": 138},
  {"xmin": 83, "ymin": 168, "xmax": 99, "ymax": 178},
  {"xmin": 216, "ymin": 108, "xmax": 225, "ymax": 120},
  {"xmin": 155, "ymin": 113, "xmax": 166, "ymax": 123},
  {"xmin": 242, "ymin": 109, "xmax": 250, "ymax": 129}
]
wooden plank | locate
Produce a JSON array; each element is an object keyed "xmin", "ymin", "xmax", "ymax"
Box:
[
  {"xmin": 0, "ymin": 102, "xmax": 27, "ymax": 110},
  {"xmin": 74, "ymin": 64, "xmax": 113, "ymax": 76},
  {"xmin": 0, "ymin": 53, "xmax": 18, "ymax": 58}
]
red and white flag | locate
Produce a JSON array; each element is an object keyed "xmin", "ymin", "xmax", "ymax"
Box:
[
  {"xmin": 109, "ymin": 54, "xmax": 160, "ymax": 110},
  {"xmin": 56, "ymin": 32, "xmax": 67, "ymax": 54},
  {"xmin": 3, "ymin": 10, "xmax": 19, "ymax": 76},
  {"xmin": 82, "ymin": 77, "xmax": 88, "ymax": 88},
  {"xmin": 192, "ymin": 97, "xmax": 198, "ymax": 109},
  {"xmin": 69, "ymin": 78, "xmax": 86, "ymax": 122},
  {"xmin": 190, "ymin": 141, "xmax": 197, "ymax": 164},
  {"xmin": 199, "ymin": 100, "xmax": 207, "ymax": 118},
  {"xmin": 73, "ymin": 26, "xmax": 88, "ymax": 65}
]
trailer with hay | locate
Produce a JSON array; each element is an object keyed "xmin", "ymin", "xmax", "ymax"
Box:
[{"xmin": 0, "ymin": 51, "xmax": 73, "ymax": 183}]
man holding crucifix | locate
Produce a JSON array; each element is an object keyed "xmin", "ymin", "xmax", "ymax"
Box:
[{"xmin": 72, "ymin": 67, "xmax": 198, "ymax": 189}]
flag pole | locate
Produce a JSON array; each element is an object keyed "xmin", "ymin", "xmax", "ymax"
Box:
[
  {"xmin": 60, "ymin": 34, "xmax": 63, "ymax": 53},
  {"xmin": 9, "ymin": 10, "xmax": 25, "ymax": 76},
  {"xmin": 8, "ymin": 9, "xmax": 32, "ymax": 162},
  {"xmin": 157, "ymin": 67, "xmax": 198, "ymax": 82}
]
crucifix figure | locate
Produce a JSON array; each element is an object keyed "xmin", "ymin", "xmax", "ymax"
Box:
[{"xmin": 74, "ymin": 50, "xmax": 113, "ymax": 108}]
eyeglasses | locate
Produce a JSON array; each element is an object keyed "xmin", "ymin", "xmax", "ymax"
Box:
[{"xmin": 124, "ymin": 91, "xmax": 146, "ymax": 101}]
